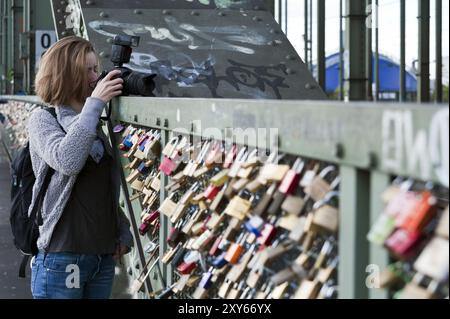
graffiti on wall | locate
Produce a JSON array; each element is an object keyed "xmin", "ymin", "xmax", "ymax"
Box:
[
  {"xmin": 87, "ymin": 17, "xmax": 289, "ymax": 98},
  {"xmin": 88, "ymin": 17, "xmax": 268, "ymax": 55},
  {"xmin": 382, "ymin": 108, "xmax": 449, "ymax": 187}
]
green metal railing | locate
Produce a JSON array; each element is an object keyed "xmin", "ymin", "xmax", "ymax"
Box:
[{"xmin": 1, "ymin": 95, "xmax": 448, "ymax": 299}]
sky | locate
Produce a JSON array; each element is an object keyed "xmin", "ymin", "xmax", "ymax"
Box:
[{"xmin": 275, "ymin": 0, "xmax": 449, "ymax": 83}]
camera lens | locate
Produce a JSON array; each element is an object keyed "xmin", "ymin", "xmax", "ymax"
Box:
[{"xmin": 124, "ymin": 71, "xmax": 156, "ymax": 97}]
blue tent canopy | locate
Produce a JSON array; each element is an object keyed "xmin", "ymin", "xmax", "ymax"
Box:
[{"xmin": 316, "ymin": 53, "xmax": 417, "ymax": 94}]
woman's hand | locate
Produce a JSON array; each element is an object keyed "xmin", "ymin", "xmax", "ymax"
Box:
[
  {"xmin": 91, "ymin": 69, "xmax": 123, "ymax": 103},
  {"xmin": 113, "ymin": 243, "xmax": 130, "ymax": 263}
]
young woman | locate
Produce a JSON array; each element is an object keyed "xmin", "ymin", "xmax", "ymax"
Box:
[{"xmin": 27, "ymin": 36, "xmax": 133, "ymax": 299}]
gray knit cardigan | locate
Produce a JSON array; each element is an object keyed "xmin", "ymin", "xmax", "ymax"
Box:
[{"xmin": 26, "ymin": 97, "xmax": 133, "ymax": 252}]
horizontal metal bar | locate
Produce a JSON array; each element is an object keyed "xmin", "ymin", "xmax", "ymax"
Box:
[{"xmin": 111, "ymin": 96, "xmax": 448, "ymax": 188}]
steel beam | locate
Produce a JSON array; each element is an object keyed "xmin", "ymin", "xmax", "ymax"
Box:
[
  {"xmin": 366, "ymin": 0, "xmax": 373, "ymax": 101},
  {"xmin": 317, "ymin": 0, "xmax": 326, "ymax": 91},
  {"xmin": 400, "ymin": 0, "xmax": 406, "ymax": 102},
  {"xmin": 344, "ymin": 0, "xmax": 368, "ymax": 100},
  {"xmin": 418, "ymin": 0, "xmax": 430, "ymax": 102},
  {"xmin": 435, "ymin": 0, "xmax": 442, "ymax": 103},
  {"xmin": 374, "ymin": 0, "xmax": 379, "ymax": 101}
]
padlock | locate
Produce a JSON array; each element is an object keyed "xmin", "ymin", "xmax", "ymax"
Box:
[
  {"xmin": 183, "ymin": 141, "xmax": 210, "ymax": 177},
  {"xmin": 281, "ymin": 194, "xmax": 305, "ymax": 216},
  {"xmin": 170, "ymin": 243, "xmax": 187, "ymax": 268},
  {"xmin": 270, "ymin": 267, "xmax": 296, "ymax": 286},
  {"xmin": 435, "ymin": 206, "xmax": 449, "ymax": 239},
  {"xmin": 257, "ymin": 151, "xmax": 290, "ymax": 184},
  {"xmin": 226, "ymin": 244, "xmax": 256, "ymax": 283},
  {"xmin": 384, "ymin": 228, "xmax": 421, "ymax": 258},
  {"xmin": 310, "ymin": 191, "xmax": 339, "ymax": 234},
  {"xmin": 237, "ymin": 149, "xmax": 260, "ymax": 179},
  {"xmin": 253, "ymin": 183, "xmax": 278, "ymax": 217},
  {"xmin": 414, "ymin": 236, "xmax": 449, "ymax": 282},
  {"xmin": 224, "ymin": 233, "xmax": 248, "ymax": 264},
  {"xmin": 299, "ymin": 163, "xmax": 320, "ymax": 188},
  {"xmin": 158, "ymin": 193, "xmax": 177, "ymax": 217},
  {"xmin": 245, "ymin": 215, "xmax": 265, "ymax": 236},
  {"xmin": 304, "ymin": 166, "xmax": 340, "ymax": 202},
  {"xmin": 212, "ymin": 251, "xmax": 228, "ymax": 268},
  {"xmin": 396, "ymin": 274, "xmax": 439, "ymax": 299},
  {"xmin": 270, "ymin": 282, "xmax": 289, "ymax": 299},
  {"xmin": 159, "ymin": 156, "xmax": 178, "ymax": 176},
  {"xmin": 181, "ymin": 208, "xmax": 203, "ymax": 235},
  {"xmin": 162, "ymin": 136, "xmax": 179, "ymax": 157},
  {"xmin": 293, "ymin": 279, "xmax": 321, "ymax": 299},
  {"xmin": 367, "ymin": 213, "xmax": 397, "ymax": 245},
  {"xmin": 205, "ymin": 141, "xmax": 223, "ymax": 167},
  {"xmin": 199, "ymin": 267, "xmax": 215, "ymax": 289},
  {"xmin": 227, "ymin": 147, "xmax": 248, "ymax": 178},
  {"xmin": 288, "ymin": 216, "xmax": 307, "ymax": 242},
  {"xmin": 268, "ymin": 158, "xmax": 305, "ymax": 215},
  {"xmin": 256, "ymin": 220, "xmax": 277, "ymax": 246},
  {"xmin": 204, "ymin": 184, "xmax": 221, "ymax": 201},
  {"xmin": 210, "ymin": 169, "xmax": 230, "ymax": 187},
  {"xmin": 224, "ymin": 195, "xmax": 252, "ymax": 221},
  {"xmin": 177, "ymin": 262, "xmax": 197, "ymax": 275},
  {"xmin": 167, "ymin": 219, "xmax": 184, "ymax": 247},
  {"xmin": 401, "ymin": 191, "xmax": 437, "ymax": 233},
  {"xmin": 223, "ymin": 144, "xmax": 238, "ymax": 169},
  {"xmin": 192, "ymin": 229, "xmax": 214, "ymax": 251}
]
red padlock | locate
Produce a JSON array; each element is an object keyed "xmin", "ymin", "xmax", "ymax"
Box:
[
  {"xmin": 223, "ymin": 144, "xmax": 238, "ymax": 168},
  {"xmin": 257, "ymin": 223, "xmax": 277, "ymax": 246},
  {"xmin": 278, "ymin": 158, "xmax": 304, "ymax": 195},
  {"xmin": 177, "ymin": 261, "xmax": 197, "ymax": 275},
  {"xmin": 204, "ymin": 184, "xmax": 221, "ymax": 201},
  {"xmin": 401, "ymin": 191, "xmax": 437, "ymax": 233},
  {"xmin": 384, "ymin": 228, "xmax": 421, "ymax": 258},
  {"xmin": 159, "ymin": 156, "xmax": 178, "ymax": 176},
  {"xmin": 209, "ymin": 236, "xmax": 223, "ymax": 256}
]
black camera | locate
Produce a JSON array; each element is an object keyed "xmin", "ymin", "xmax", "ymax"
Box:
[{"xmin": 98, "ymin": 35, "xmax": 156, "ymax": 97}]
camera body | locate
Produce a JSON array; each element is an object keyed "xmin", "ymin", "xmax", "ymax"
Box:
[{"xmin": 98, "ymin": 35, "xmax": 156, "ymax": 97}]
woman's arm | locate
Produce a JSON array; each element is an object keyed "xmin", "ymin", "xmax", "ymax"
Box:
[{"xmin": 27, "ymin": 97, "xmax": 105, "ymax": 176}]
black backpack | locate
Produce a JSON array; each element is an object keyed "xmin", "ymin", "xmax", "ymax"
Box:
[{"xmin": 9, "ymin": 107, "xmax": 65, "ymax": 278}]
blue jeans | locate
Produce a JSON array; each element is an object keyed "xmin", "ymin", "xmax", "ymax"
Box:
[{"xmin": 31, "ymin": 252, "xmax": 116, "ymax": 299}]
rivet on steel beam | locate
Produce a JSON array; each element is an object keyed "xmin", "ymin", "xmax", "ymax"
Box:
[
  {"xmin": 99, "ymin": 11, "xmax": 108, "ymax": 18},
  {"xmin": 60, "ymin": 0, "xmax": 66, "ymax": 5},
  {"xmin": 86, "ymin": 0, "xmax": 94, "ymax": 5},
  {"xmin": 162, "ymin": 10, "xmax": 171, "ymax": 15},
  {"xmin": 253, "ymin": 16, "xmax": 262, "ymax": 22},
  {"xmin": 57, "ymin": 8, "xmax": 62, "ymax": 13},
  {"xmin": 267, "ymin": 40, "xmax": 276, "ymax": 46},
  {"xmin": 218, "ymin": 11, "xmax": 226, "ymax": 16},
  {"xmin": 191, "ymin": 11, "xmax": 199, "ymax": 16},
  {"xmin": 286, "ymin": 68, "xmax": 295, "ymax": 75},
  {"xmin": 270, "ymin": 28, "xmax": 280, "ymax": 34},
  {"xmin": 134, "ymin": 9, "xmax": 142, "ymax": 14},
  {"xmin": 58, "ymin": 20, "xmax": 63, "ymax": 24},
  {"xmin": 286, "ymin": 54, "xmax": 296, "ymax": 60},
  {"xmin": 333, "ymin": 143, "xmax": 344, "ymax": 159},
  {"xmin": 61, "ymin": 31, "xmax": 67, "ymax": 36}
]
